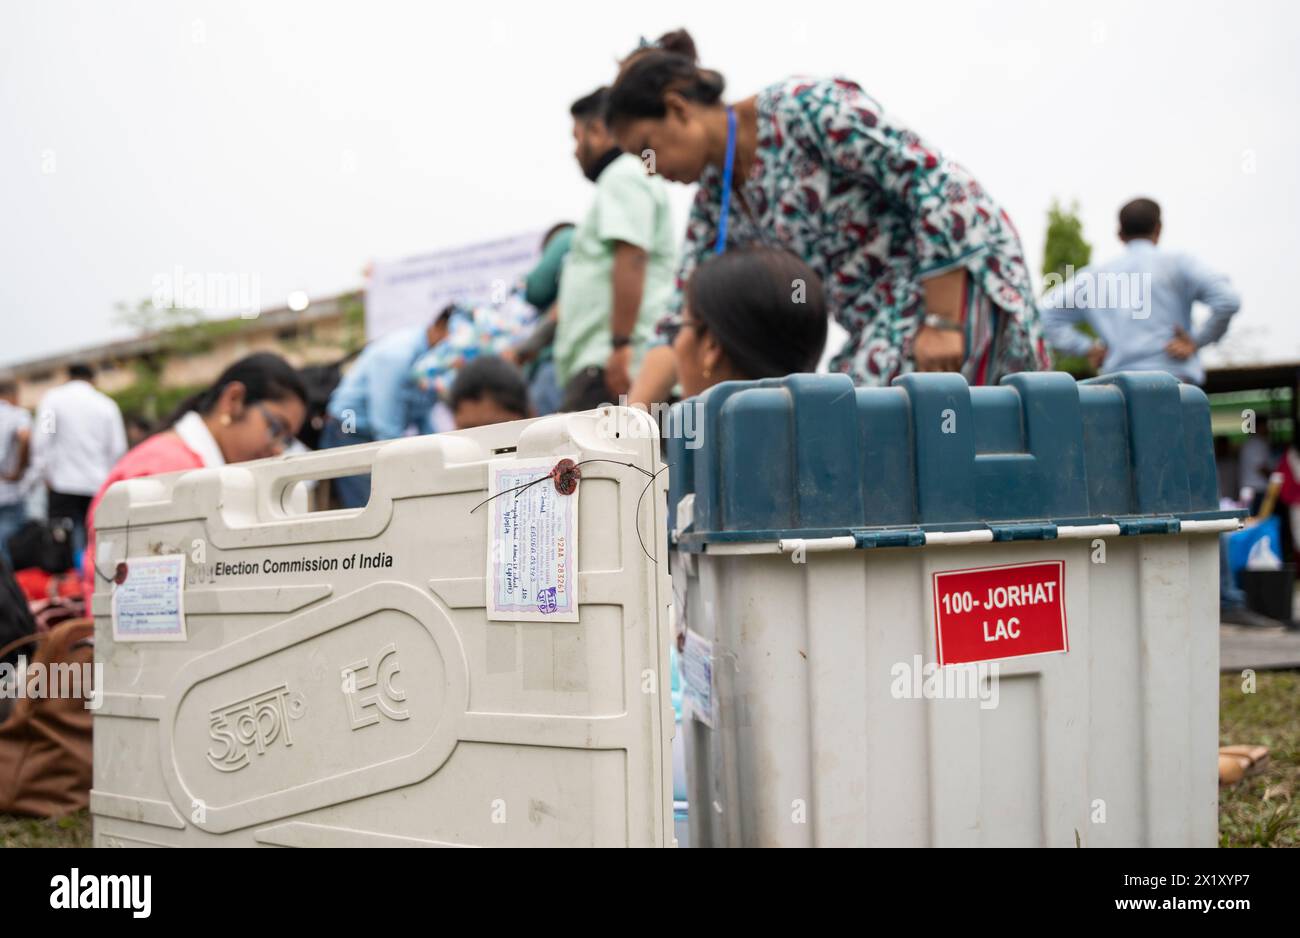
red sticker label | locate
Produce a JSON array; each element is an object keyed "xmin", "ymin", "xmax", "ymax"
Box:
[{"xmin": 932, "ymin": 560, "xmax": 1068, "ymax": 667}]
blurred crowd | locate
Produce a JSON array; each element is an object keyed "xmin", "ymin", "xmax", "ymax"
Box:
[{"xmin": 0, "ymin": 27, "xmax": 1253, "ymax": 618}]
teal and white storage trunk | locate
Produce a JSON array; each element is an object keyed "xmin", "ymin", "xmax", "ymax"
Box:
[{"xmin": 666, "ymin": 371, "xmax": 1239, "ymax": 848}]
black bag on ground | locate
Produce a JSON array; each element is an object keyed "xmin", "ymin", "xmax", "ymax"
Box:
[
  {"xmin": 0, "ymin": 553, "xmax": 37, "ymax": 667},
  {"xmin": 6, "ymin": 519, "xmax": 74, "ymax": 574},
  {"xmin": 1239, "ymin": 567, "xmax": 1296, "ymax": 626}
]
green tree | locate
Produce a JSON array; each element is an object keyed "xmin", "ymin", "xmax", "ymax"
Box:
[
  {"xmin": 1042, "ymin": 199, "xmax": 1092, "ymax": 284},
  {"xmin": 113, "ymin": 298, "xmax": 248, "ymax": 359},
  {"xmin": 338, "ymin": 290, "xmax": 367, "ymax": 354},
  {"xmin": 1041, "ymin": 200, "xmax": 1096, "ymax": 377},
  {"xmin": 109, "ymin": 299, "xmax": 239, "ymax": 424}
]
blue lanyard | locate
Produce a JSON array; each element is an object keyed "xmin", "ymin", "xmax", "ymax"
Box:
[{"xmin": 714, "ymin": 106, "xmax": 737, "ymax": 255}]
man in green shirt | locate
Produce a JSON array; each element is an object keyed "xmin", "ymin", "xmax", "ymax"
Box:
[
  {"xmin": 504, "ymin": 222, "xmax": 575, "ymax": 416},
  {"xmin": 554, "ymin": 86, "xmax": 675, "ymax": 412}
]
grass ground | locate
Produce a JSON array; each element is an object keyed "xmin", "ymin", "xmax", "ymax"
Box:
[
  {"xmin": 1, "ymin": 671, "xmax": 1296, "ymax": 847},
  {"xmin": 0, "ymin": 809, "xmax": 90, "ymax": 847},
  {"xmin": 1219, "ymin": 669, "xmax": 1300, "ymax": 847}
]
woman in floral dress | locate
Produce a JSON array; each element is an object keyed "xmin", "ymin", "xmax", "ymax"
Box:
[{"xmin": 607, "ymin": 30, "xmax": 1051, "ymax": 400}]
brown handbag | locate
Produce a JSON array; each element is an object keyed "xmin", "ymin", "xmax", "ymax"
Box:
[{"xmin": 0, "ymin": 619, "xmax": 95, "ymax": 818}]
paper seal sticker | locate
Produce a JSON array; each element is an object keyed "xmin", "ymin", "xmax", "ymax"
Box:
[
  {"xmin": 682, "ymin": 628, "xmax": 714, "ymax": 728},
  {"xmin": 111, "ymin": 554, "xmax": 188, "ymax": 642},
  {"xmin": 485, "ymin": 456, "xmax": 579, "ymax": 622}
]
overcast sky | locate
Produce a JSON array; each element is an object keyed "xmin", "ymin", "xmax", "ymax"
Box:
[{"xmin": 2, "ymin": 0, "xmax": 1297, "ymax": 368}]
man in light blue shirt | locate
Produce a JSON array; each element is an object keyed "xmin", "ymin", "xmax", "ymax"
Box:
[
  {"xmin": 320, "ymin": 308, "xmax": 451, "ymax": 507},
  {"xmin": 1045, "ymin": 199, "xmax": 1276, "ymax": 628},
  {"xmin": 1041, "ymin": 198, "xmax": 1241, "ymax": 385}
]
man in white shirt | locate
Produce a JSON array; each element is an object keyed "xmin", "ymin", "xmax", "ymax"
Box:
[
  {"xmin": 0, "ymin": 378, "xmax": 32, "ymax": 566},
  {"xmin": 32, "ymin": 363, "xmax": 127, "ymax": 556},
  {"xmin": 1237, "ymin": 417, "xmax": 1274, "ymax": 511}
]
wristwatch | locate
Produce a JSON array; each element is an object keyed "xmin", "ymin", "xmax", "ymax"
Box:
[
  {"xmin": 922, "ymin": 314, "xmax": 963, "ymax": 332},
  {"xmin": 610, "ymin": 334, "xmax": 633, "ymax": 349}
]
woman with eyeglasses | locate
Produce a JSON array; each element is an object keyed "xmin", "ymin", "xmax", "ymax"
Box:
[
  {"xmin": 81, "ymin": 352, "xmax": 307, "ymax": 596},
  {"xmin": 609, "ymin": 30, "xmax": 1051, "ymax": 404},
  {"xmin": 671, "ymin": 246, "xmax": 828, "ymax": 397}
]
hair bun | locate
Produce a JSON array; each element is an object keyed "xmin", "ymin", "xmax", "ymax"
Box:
[{"xmin": 655, "ymin": 28, "xmax": 698, "ymax": 62}]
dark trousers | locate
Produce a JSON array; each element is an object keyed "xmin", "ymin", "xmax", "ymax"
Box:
[
  {"xmin": 47, "ymin": 490, "xmax": 92, "ymax": 558},
  {"xmin": 560, "ymin": 366, "xmax": 614, "ymax": 413},
  {"xmin": 318, "ymin": 418, "xmax": 375, "ymax": 509}
]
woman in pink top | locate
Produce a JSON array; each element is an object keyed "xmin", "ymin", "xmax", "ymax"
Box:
[{"xmin": 83, "ymin": 353, "xmax": 307, "ymax": 595}]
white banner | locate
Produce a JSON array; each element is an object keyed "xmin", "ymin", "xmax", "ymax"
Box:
[{"xmin": 365, "ymin": 230, "xmax": 544, "ymax": 339}]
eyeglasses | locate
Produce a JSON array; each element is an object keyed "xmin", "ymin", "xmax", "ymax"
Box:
[
  {"xmin": 255, "ymin": 403, "xmax": 295, "ymax": 449},
  {"xmin": 662, "ymin": 319, "xmax": 705, "ymax": 344}
]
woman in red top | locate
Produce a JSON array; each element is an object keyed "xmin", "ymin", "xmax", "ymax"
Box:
[{"xmin": 83, "ymin": 353, "xmax": 307, "ymax": 596}]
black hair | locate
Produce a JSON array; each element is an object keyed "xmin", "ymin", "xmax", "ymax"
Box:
[
  {"xmin": 570, "ymin": 87, "xmax": 610, "ymax": 123},
  {"xmin": 0, "ymin": 378, "xmax": 17, "ymax": 397},
  {"xmin": 163, "ymin": 352, "xmax": 307, "ymax": 429},
  {"xmin": 432, "ymin": 304, "xmax": 457, "ymax": 329},
  {"xmin": 606, "ymin": 29, "xmax": 725, "ymax": 127},
  {"xmin": 540, "ymin": 222, "xmax": 575, "ymax": 249},
  {"xmin": 68, "ymin": 362, "xmax": 95, "ymax": 381},
  {"xmin": 685, "ymin": 246, "xmax": 827, "ymax": 380},
  {"xmin": 1119, "ymin": 198, "xmax": 1161, "ymax": 238},
  {"xmin": 449, "ymin": 356, "xmax": 529, "ymax": 419}
]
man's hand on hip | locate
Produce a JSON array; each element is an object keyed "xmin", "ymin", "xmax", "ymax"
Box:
[{"xmin": 1165, "ymin": 326, "xmax": 1196, "ymax": 361}]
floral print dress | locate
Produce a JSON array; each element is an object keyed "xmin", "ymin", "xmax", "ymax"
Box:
[{"xmin": 664, "ymin": 76, "xmax": 1051, "ymax": 386}]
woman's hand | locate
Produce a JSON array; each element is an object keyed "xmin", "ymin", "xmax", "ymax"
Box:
[
  {"xmin": 913, "ymin": 323, "xmax": 965, "ymax": 372},
  {"xmin": 915, "ymin": 268, "xmax": 967, "ymax": 372}
]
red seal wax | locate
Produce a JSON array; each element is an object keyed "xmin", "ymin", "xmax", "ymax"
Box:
[{"xmin": 550, "ymin": 458, "xmax": 581, "ymax": 495}]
